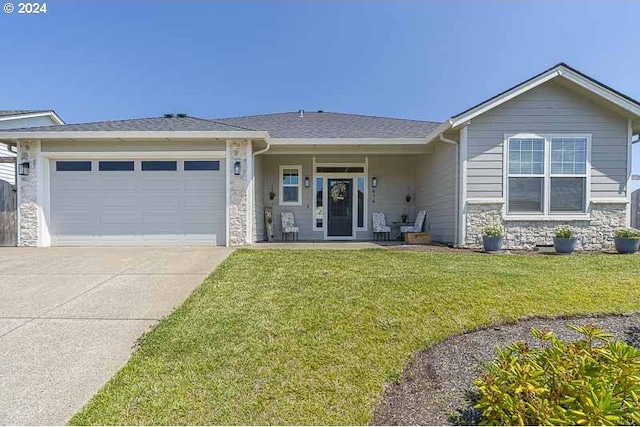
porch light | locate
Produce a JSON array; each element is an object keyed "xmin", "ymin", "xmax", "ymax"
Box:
[
  {"xmin": 304, "ymin": 176, "xmax": 310, "ymax": 188},
  {"xmin": 233, "ymin": 161, "xmax": 241, "ymax": 176},
  {"xmin": 18, "ymin": 162, "xmax": 30, "ymax": 176},
  {"xmin": 372, "ymin": 176, "xmax": 377, "ymax": 188}
]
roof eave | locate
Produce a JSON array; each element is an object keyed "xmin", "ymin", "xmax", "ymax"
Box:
[
  {"xmin": 0, "ymin": 130, "xmax": 270, "ymax": 141},
  {"xmin": 0, "ymin": 110, "xmax": 65, "ymax": 125},
  {"xmin": 269, "ymin": 137, "xmax": 432, "ymax": 145}
]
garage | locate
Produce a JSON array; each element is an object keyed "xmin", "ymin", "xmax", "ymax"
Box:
[{"xmin": 49, "ymin": 158, "xmax": 226, "ymax": 246}]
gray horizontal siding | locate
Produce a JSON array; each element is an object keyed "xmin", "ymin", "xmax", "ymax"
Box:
[
  {"xmin": 466, "ymin": 80, "xmax": 629, "ymax": 199},
  {"xmin": 415, "ymin": 142, "xmax": 456, "ymax": 243},
  {"xmin": 260, "ymin": 154, "xmax": 419, "ymax": 241}
]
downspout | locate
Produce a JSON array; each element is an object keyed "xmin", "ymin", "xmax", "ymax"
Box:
[
  {"xmin": 438, "ymin": 133, "xmax": 460, "ymax": 247},
  {"xmin": 251, "ymin": 138, "xmax": 271, "ymax": 243}
]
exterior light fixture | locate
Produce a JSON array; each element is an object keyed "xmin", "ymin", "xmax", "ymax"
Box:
[
  {"xmin": 304, "ymin": 176, "xmax": 310, "ymax": 188},
  {"xmin": 233, "ymin": 161, "xmax": 241, "ymax": 176},
  {"xmin": 372, "ymin": 176, "xmax": 377, "ymax": 188},
  {"xmin": 18, "ymin": 162, "xmax": 30, "ymax": 176}
]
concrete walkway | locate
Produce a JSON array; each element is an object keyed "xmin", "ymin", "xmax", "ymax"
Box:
[
  {"xmin": 0, "ymin": 246, "xmax": 233, "ymax": 425},
  {"xmin": 250, "ymin": 241, "xmax": 401, "ymax": 249}
]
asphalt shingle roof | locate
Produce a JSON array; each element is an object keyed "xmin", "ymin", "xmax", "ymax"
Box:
[
  {"xmin": 2, "ymin": 112, "xmax": 442, "ymax": 138},
  {"xmin": 0, "ymin": 109, "xmax": 50, "ymax": 118},
  {"xmin": 3, "ymin": 116, "xmax": 254, "ymax": 133},
  {"xmin": 215, "ymin": 111, "xmax": 441, "ymax": 138}
]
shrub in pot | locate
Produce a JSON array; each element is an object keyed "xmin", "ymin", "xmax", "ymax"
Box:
[
  {"xmin": 613, "ymin": 227, "xmax": 640, "ymax": 254},
  {"xmin": 482, "ymin": 225, "xmax": 504, "ymax": 252},
  {"xmin": 553, "ymin": 225, "xmax": 577, "ymax": 254}
]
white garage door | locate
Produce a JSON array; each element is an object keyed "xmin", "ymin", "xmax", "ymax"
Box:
[{"xmin": 50, "ymin": 159, "xmax": 226, "ymax": 246}]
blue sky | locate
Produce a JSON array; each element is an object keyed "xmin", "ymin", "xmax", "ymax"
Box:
[{"xmin": 2, "ymin": 1, "xmax": 640, "ymax": 182}]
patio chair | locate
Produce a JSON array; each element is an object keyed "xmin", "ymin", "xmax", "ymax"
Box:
[
  {"xmin": 400, "ymin": 210, "xmax": 427, "ymax": 235},
  {"xmin": 280, "ymin": 212, "xmax": 299, "ymax": 241},
  {"xmin": 372, "ymin": 212, "xmax": 391, "ymax": 241}
]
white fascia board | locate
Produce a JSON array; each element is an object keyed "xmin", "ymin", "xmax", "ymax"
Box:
[
  {"xmin": 269, "ymin": 137, "xmax": 429, "ymax": 146},
  {"xmin": 0, "ymin": 111, "xmax": 65, "ymax": 125},
  {"xmin": 450, "ymin": 65, "xmax": 640, "ymax": 129},
  {"xmin": 0, "ymin": 130, "xmax": 269, "ymax": 141},
  {"xmin": 423, "ymin": 122, "xmax": 453, "ymax": 144},
  {"xmin": 40, "ymin": 151, "xmax": 226, "ymax": 159}
]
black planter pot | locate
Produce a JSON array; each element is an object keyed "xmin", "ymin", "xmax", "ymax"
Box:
[
  {"xmin": 614, "ymin": 237, "xmax": 640, "ymax": 254},
  {"xmin": 482, "ymin": 236, "xmax": 504, "ymax": 252},
  {"xmin": 554, "ymin": 237, "xmax": 577, "ymax": 254}
]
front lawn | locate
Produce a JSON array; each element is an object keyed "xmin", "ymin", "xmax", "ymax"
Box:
[{"xmin": 71, "ymin": 250, "xmax": 640, "ymax": 425}]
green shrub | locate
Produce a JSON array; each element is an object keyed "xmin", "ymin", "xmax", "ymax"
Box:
[
  {"xmin": 614, "ymin": 228, "xmax": 640, "ymax": 239},
  {"xmin": 474, "ymin": 325, "xmax": 640, "ymax": 426},
  {"xmin": 555, "ymin": 225, "xmax": 575, "ymax": 239},
  {"xmin": 483, "ymin": 225, "xmax": 503, "ymax": 238}
]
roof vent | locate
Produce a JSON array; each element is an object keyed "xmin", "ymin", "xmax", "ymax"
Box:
[
  {"xmin": 299, "ymin": 109, "xmax": 304, "ymax": 118},
  {"xmin": 176, "ymin": 113, "xmax": 188, "ymax": 118},
  {"xmin": 164, "ymin": 113, "xmax": 175, "ymax": 118}
]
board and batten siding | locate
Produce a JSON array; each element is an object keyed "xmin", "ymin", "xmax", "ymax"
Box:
[
  {"xmin": 0, "ymin": 115, "xmax": 59, "ymax": 185},
  {"xmin": 466, "ymin": 80, "xmax": 629, "ymax": 199},
  {"xmin": 414, "ymin": 141, "xmax": 457, "ymax": 243}
]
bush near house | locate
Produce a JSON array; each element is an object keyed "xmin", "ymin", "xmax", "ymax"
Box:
[{"xmin": 474, "ymin": 325, "xmax": 640, "ymax": 426}]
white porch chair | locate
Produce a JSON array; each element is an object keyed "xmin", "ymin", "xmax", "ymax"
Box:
[
  {"xmin": 400, "ymin": 210, "xmax": 427, "ymax": 235},
  {"xmin": 280, "ymin": 212, "xmax": 299, "ymax": 241},
  {"xmin": 372, "ymin": 212, "xmax": 391, "ymax": 241}
]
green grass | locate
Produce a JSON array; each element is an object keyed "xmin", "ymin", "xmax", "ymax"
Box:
[{"xmin": 70, "ymin": 250, "xmax": 640, "ymax": 425}]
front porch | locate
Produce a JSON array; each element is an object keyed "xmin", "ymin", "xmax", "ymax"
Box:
[{"xmin": 253, "ymin": 143, "xmax": 458, "ymax": 245}]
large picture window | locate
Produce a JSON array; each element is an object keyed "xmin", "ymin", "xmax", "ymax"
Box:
[
  {"xmin": 279, "ymin": 165, "xmax": 302, "ymax": 206},
  {"xmin": 506, "ymin": 134, "xmax": 589, "ymax": 216}
]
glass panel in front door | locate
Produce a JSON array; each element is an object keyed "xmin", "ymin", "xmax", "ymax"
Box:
[{"xmin": 327, "ymin": 179, "xmax": 353, "ymax": 237}]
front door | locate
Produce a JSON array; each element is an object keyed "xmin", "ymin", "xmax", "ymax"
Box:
[{"xmin": 327, "ymin": 178, "xmax": 353, "ymax": 237}]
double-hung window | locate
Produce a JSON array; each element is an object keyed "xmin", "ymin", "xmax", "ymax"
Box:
[
  {"xmin": 279, "ymin": 165, "xmax": 302, "ymax": 206},
  {"xmin": 506, "ymin": 134, "xmax": 589, "ymax": 216}
]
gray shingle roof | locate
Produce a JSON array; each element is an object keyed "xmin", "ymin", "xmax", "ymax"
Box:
[
  {"xmin": 0, "ymin": 109, "xmax": 50, "ymax": 118},
  {"xmin": 3, "ymin": 116, "xmax": 254, "ymax": 133},
  {"xmin": 2, "ymin": 112, "xmax": 442, "ymax": 138},
  {"xmin": 215, "ymin": 111, "xmax": 441, "ymax": 138}
]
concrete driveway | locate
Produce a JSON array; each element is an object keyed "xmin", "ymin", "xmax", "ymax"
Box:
[{"xmin": 0, "ymin": 246, "xmax": 233, "ymax": 425}]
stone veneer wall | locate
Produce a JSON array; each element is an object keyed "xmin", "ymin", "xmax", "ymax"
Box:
[
  {"xmin": 227, "ymin": 139, "xmax": 250, "ymax": 246},
  {"xmin": 17, "ymin": 140, "xmax": 40, "ymax": 246},
  {"xmin": 466, "ymin": 202, "xmax": 627, "ymax": 251}
]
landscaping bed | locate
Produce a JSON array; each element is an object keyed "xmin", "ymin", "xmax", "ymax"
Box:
[
  {"xmin": 70, "ymin": 249, "xmax": 640, "ymax": 425},
  {"xmin": 372, "ymin": 314, "xmax": 640, "ymax": 425}
]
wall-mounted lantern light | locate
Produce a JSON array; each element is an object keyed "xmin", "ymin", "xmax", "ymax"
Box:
[
  {"xmin": 233, "ymin": 161, "xmax": 241, "ymax": 176},
  {"xmin": 18, "ymin": 162, "xmax": 30, "ymax": 176},
  {"xmin": 372, "ymin": 176, "xmax": 377, "ymax": 189},
  {"xmin": 304, "ymin": 176, "xmax": 310, "ymax": 188}
]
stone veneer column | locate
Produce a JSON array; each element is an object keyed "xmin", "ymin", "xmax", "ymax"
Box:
[
  {"xmin": 227, "ymin": 139, "xmax": 251, "ymax": 246},
  {"xmin": 465, "ymin": 202, "xmax": 627, "ymax": 251},
  {"xmin": 17, "ymin": 140, "xmax": 41, "ymax": 246}
]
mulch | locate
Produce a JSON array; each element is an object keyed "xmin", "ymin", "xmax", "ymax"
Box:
[{"xmin": 371, "ymin": 314, "xmax": 640, "ymax": 425}]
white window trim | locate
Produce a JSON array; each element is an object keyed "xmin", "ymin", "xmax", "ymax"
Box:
[
  {"xmin": 279, "ymin": 165, "xmax": 302, "ymax": 206},
  {"xmin": 503, "ymin": 133, "xmax": 591, "ymax": 220}
]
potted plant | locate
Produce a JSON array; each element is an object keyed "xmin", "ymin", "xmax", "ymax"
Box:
[
  {"xmin": 268, "ymin": 187, "xmax": 276, "ymax": 206},
  {"xmin": 401, "ymin": 213, "xmax": 408, "ymax": 223},
  {"xmin": 482, "ymin": 224, "xmax": 504, "ymax": 252},
  {"xmin": 405, "ymin": 194, "xmax": 412, "ymax": 204},
  {"xmin": 553, "ymin": 225, "xmax": 577, "ymax": 254},
  {"xmin": 613, "ymin": 228, "xmax": 640, "ymax": 254}
]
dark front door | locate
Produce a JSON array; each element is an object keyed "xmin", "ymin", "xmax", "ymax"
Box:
[{"xmin": 327, "ymin": 178, "xmax": 353, "ymax": 237}]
